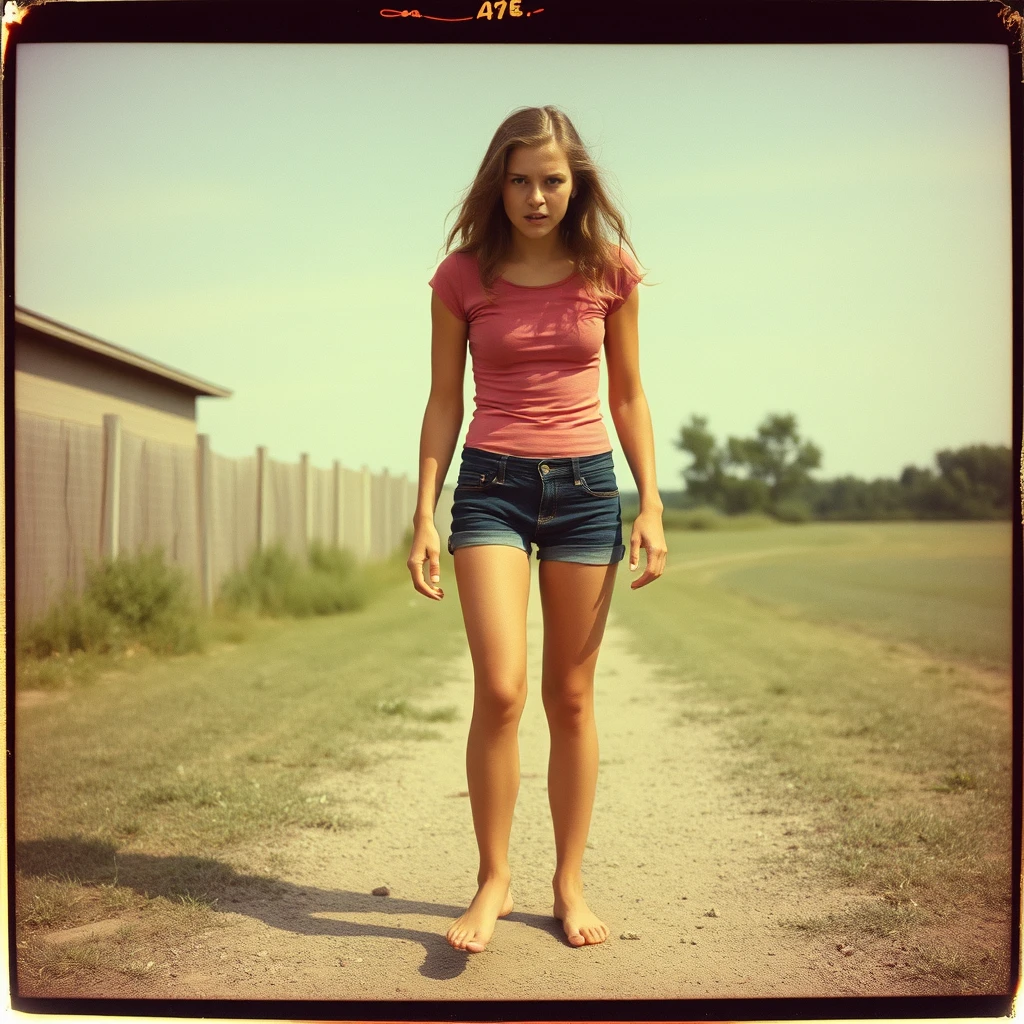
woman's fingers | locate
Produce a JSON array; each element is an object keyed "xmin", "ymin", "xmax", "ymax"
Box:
[
  {"xmin": 628, "ymin": 527, "xmax": 667, "ymax": 590},
  {"xmin": 406, "ymin": 518, "xmax": 444, "ymax": 601},
  {"xmin": 407, "ymin": 545, "xmax": 444, "ymax": 600}
]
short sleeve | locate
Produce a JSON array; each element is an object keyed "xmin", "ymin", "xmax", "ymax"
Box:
[
  {"xmin": 428, "ymin": 252, "xmax": 467, "ymax": 321},
  {"xmin": 606, "ymin": 247, "xmax": 642, "ymax": 315}
]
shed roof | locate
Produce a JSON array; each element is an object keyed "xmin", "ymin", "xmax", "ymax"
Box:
[{"xmin": 15, "ymin": 306, "xmax": 233, "ymax": 398}]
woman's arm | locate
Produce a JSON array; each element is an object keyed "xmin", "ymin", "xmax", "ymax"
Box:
[
  {"xmin": 408, "ymin": 291, "xmax": 469, "ymax": 600},
  {"xmin": 604, "ymin": 286, "xmax": 668, "ymax": 589}
]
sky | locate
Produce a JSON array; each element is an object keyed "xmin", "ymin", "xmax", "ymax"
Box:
[{"xmin": 14, "ymin": 41, "xmax": 1013, "ymax": 494}]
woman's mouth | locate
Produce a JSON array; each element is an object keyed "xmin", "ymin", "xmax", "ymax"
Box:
[{"xmin": 525, "ymin": 214, "xmax": 547, "ymax": 221}]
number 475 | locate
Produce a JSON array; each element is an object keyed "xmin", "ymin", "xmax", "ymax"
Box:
[{"xmin": 477, "ymin": 0, "xmax": 523, "ymax": 17}]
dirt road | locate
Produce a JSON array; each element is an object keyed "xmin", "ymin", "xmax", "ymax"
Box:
[{"xmin": 140, "ymin": 570, "xmax": 929, "ymax": 1001}]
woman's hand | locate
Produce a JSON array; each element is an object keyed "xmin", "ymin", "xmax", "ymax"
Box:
[
  {"xmin": 627, "ymin": 509, "xmax": 667, "ymax": 589},
  {"xmin": 407, "ymin": 520, "xmax": 445, "ymax": 601}
]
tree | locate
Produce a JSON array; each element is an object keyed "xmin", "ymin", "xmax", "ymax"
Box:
[
  {"xmin": 675, "ymin": 412, "xmax": 821, "ymax": 516},
  {"xmin": 719, "ymin": 475, "xmax": 771, "ymax": 515},
  {"xmin": 674, "ymin": 414, "xmax": 729, "ymax": 507},
  {"xmin": 899, "ymin": 443, "xmax": 1012, "ymax": 519},
  {"xmin": 935, "ymin": 444, "xmax": 1013, "ymax": 515},
  {"xmin": 725, "ymin": 413, "xmax": 822, "ymax": 508}
]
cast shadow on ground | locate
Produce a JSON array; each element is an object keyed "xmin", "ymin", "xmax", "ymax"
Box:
[{"xmin": 16, "ymin": 835, "xmax": 569, "ymax": 981}]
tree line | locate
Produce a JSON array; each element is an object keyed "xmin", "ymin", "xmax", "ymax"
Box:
[{"xmin": 674, "ymin": 413, "xmax": 1014, "ymax": 522}]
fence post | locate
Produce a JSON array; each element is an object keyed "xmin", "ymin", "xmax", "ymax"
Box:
[
  {"xmin": 360, "ymin": 464, "xmax": 372, "ymax": 561},
  {"xmin": 101, "ymin": 413, "xmax": 122, "ymax": 560},
  {"xmin": 196, "ymin": 433, "xmax": 213, "ymax": 609},
  {"xmin": 256, "ymin": 445, "xmax": 268, "ymax": 552},
  {"xmin": 299, "ymin": 451, "xmax": 311, "ymax": 559},
  {"xmin": 332, "ymin": 459, "xmax": 343, "ymax": 549},
  {"xmin": 397, "ymin": 472, "xmax": 409, "ymax": 547},
  {"xmin": 381, "ymin": 467, "xmax": 392, "ymax": 557}
]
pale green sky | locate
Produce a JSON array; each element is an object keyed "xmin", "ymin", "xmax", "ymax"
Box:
[{"xmin": 15, "ymin": 42, "xmax": 1012, "ymax": 490}]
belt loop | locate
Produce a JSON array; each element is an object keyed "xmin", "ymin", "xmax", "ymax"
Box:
[
  {"xmin": 497, "ymin": 454, "xmax": 507, "ymax": 485},
  {"xmin": 571, "ymin": 456, "xmax": 581, "ymax": 486}
]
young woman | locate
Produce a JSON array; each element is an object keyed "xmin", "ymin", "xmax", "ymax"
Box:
[{"xmin": 407, "ymin": 105, "xmax": 667, "ymax": 953}]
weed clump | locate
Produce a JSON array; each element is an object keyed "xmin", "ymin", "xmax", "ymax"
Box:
[
  {"xmin": 217, "ymin": 541, "xmax": 369, "ymax": 618},
  {"xmin": 18, "ymin": 547, "xmax": 202, "ymax": 660}
]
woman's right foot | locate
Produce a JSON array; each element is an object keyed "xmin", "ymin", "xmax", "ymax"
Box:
[{"xmin": 446, "ymin": 875, "xmax": 514, "ymax": 952}]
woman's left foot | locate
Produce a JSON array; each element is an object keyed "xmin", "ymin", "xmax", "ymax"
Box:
[{"xmin": 552, "ymin": 887, "xmax": 609, "ymax": 947}]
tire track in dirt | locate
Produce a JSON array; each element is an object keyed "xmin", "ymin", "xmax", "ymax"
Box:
[{"xmin": 146, "ymin": 572, "xmax": 927, "ymax": 1000}]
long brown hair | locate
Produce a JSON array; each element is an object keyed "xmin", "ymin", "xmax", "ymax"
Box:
[{"xmin": 441, "ymin": 105, "xmax": 645, "ymax": 300}]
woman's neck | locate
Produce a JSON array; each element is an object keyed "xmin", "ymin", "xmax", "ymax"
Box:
[{"xmin": 506, "ymin": 234, "xmax": 571, "ymax": 268}]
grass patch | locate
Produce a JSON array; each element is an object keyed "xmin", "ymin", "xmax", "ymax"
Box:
[
  {"xmin": 18, "ymin": 876, "xmax": 88, "ymax": 929},
  {"xmin": 784, "ymin": 899, "xmax": 923, "ymax": 940},
  {"xmin": 933, "ymin": 770, "xmax": 977, "ymax": 793},
  {"xmin": 908, "ymin": 943, "xmax": 1012, "ymax": 994},
  {"xmin": 376, "ymin": 698, "xmax": 459, "ymax": 723},
  {"xmin": 217, "ymin": 541, "xmax": 373, "ymax": 618},
  {"xmin": 21, "ymin": 940, "xmax": 106, "ymax": 981},
  {"xmin": 15, "ymin": 877, "xmax": 223, "ymax": 993},
  {"xmin": 611, "ymin": 520, "xmax": 1013, "ymax": 993}
]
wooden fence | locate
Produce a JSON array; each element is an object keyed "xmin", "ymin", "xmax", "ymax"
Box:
[{"xmin": 15, "ymin": 410, "xmax": 454, "ymax": 623}]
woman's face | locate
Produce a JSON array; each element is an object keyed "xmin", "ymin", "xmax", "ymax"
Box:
[{"xmin": 501, "ymin": 140, "xmax": 574, "ymax": 248}]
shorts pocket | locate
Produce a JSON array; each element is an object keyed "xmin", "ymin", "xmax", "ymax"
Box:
[
  {"xmin": 455, "ymin": 453, "xmax": 500, "ymax": 492},
  {"xmin": 579, "ymin": 464, "xmax": 619, "ymax": 498},
  {"xmin": 456, "ymin": 471, "xmax": 496, "ymax": 492}
]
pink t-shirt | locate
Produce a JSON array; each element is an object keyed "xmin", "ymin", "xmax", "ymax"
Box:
[{"xmin": 428, "ymin": 247, "xmax": 641, "ymax": 458}]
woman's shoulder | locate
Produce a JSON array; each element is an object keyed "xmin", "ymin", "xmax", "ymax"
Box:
[
  {"xmin": 435, "ymin": 248, "xmax": 479, "ymax": 275},
  {"xmin": 603, "ymin": 241, "xmax": 639, "ymax": 274},
  {"xmin": 600, "ymin": 242, "xmax": 642, "ymax": 292}
]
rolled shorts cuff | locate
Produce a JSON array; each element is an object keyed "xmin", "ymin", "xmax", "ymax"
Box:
[
  {"xmin": 538, "ymin": 543, "xmax": 626, "ymax": 565},
  {"xmin": 447, "ymin": 530, "xmax": 530, "ymax": 555}
]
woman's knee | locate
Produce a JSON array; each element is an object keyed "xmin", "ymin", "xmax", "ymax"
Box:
[
  {"xmin": 541, "ymin": 678, "xmax": 594, "ymax": 728},
  {"xmin": 473, "ymin": 674, "xmax": 528, "ymax": 725}
]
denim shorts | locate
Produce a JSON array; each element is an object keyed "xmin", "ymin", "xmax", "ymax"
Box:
[{"xmin": 447, "ymin": 446, "xmax": 626, "ymax": 565}]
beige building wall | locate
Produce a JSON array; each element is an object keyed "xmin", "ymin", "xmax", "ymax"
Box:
[
  {"xmin": 15, "ymin": 325, "xmax": 200, "ymax": 448},
  {"xmin": 15, "ymin": 370, "xmax": 197, "ymax": 448}
]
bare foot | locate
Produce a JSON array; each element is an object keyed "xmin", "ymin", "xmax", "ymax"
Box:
[
  {"xmin": 446, "ymin": 876, "xmax": 514, "ymax": 953},
  {"xmin": 553, "ymin": 886, "xmax": 609, "ymax": 948}
]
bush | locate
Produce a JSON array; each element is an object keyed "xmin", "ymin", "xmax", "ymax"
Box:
[
  {"xmin": 218, "ymin": 542, "xmax": 369, "ymax": 618},
  {"xmin": 665, "ymin": 506, "xmax": 722, "ymax": 531},
  {"xmin": 307, "ymin": 541, "xmax": 358, "ymax": 577},
  {"xmin": 19, "ymin": 590, "xmax": 117, "ymax": 659},
  {"xmin": 19, "ymin": 547, "xmax": 203, "ymax": 659},
  {"xmin": 86, "ymin": 547, "xmax": 197, "ymax": 633},
  {"xmin": 772, "ymin": 498, "xmax": 814, "ymax": 523}
]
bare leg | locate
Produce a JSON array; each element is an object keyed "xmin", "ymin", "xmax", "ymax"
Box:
[
  {"xmin": 446, "ymin": 544, "xmax": 531, "ymax": 953},
  {"xmin": 539, "ymin": 559, "xmax": 617, "ymax": 947}
]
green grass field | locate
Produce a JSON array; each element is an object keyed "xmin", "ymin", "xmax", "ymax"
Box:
[{"xmin": 610, "ymin": 519, "xmax": 1015, "ymax": 992}]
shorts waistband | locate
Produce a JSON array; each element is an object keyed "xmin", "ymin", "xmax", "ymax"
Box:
[{"xmin": 461, "ymin": 446, "xmax": 613, "ymax": 486}]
